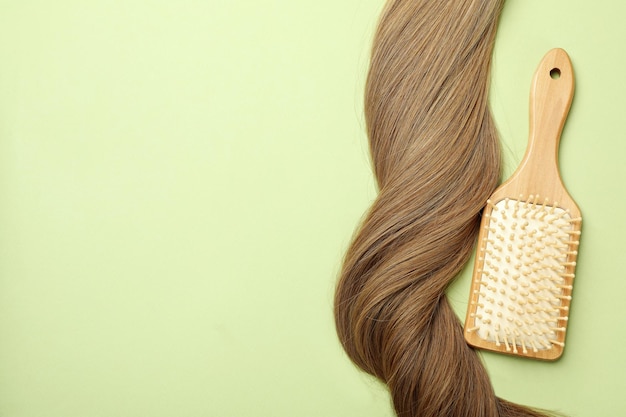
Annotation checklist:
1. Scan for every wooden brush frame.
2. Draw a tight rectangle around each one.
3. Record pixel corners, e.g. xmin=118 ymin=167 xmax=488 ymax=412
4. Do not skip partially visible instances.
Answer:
xmin=464 ymin=48 xmax=581 ymax=361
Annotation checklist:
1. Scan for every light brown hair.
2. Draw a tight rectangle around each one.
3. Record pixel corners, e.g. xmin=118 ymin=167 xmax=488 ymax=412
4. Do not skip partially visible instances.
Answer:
xmin=334 ymin=0 xmax=555 ymax=415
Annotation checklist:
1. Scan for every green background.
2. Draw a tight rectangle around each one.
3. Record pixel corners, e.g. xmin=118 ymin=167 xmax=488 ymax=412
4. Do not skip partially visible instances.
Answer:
xmin=0 ymin=1 xmax=623 ymax=416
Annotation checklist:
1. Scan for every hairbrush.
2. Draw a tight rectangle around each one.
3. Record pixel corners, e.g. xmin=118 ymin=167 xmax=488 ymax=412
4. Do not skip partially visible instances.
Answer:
xmin=463 ymin=48 xmax=581 ymax=360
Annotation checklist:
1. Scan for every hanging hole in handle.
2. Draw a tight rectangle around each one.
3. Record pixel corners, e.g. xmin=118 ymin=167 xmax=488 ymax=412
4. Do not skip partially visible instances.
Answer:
xmin=550 ymin=68 xmax=561 ymax=79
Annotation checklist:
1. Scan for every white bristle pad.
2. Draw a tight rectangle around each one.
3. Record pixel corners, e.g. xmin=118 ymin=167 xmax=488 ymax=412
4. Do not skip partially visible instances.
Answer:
xmin=470 ymin=195 xmax=580 ymax=354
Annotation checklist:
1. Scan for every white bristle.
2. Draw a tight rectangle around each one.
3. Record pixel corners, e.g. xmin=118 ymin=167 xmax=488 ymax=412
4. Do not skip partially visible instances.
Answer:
xmin=471 ymin=196 xmax=578 ymax=354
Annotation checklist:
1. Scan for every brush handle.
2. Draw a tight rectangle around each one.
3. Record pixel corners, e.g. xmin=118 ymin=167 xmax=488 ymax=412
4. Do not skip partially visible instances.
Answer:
xmin=518 ymin=48 xmax=575 ymax=181
xmin=489 ymin=48 xmax=578 ymax=209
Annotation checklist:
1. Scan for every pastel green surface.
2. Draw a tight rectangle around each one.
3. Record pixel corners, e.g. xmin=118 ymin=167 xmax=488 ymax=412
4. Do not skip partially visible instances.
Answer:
xmin=0 ymin=1 xmax=623 ymax=416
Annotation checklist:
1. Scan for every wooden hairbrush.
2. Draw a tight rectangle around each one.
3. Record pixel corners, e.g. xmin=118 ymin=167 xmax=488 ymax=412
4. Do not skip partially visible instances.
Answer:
xmin=464 ymin=48 xmax=581 ymax=360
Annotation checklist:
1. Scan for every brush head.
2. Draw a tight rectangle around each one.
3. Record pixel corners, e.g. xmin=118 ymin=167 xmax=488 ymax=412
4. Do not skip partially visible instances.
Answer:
xmin=464 ymin=194 xmax=581 ymax=360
